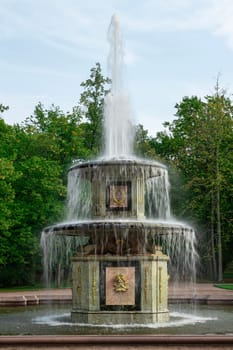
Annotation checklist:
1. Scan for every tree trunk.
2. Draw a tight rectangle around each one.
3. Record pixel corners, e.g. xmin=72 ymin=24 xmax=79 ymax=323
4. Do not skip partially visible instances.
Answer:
xmin=216 ymin=146 xmax=223 ymax=281
xmin=211 ymin=191 xmax=217 ymax=280
xmin=57 ymin=263 xmax=61 ymax=288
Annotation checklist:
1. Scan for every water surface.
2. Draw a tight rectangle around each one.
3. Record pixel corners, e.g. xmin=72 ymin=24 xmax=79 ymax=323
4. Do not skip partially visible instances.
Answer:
xmin=0 ymin=304 xmax=232 ymax=335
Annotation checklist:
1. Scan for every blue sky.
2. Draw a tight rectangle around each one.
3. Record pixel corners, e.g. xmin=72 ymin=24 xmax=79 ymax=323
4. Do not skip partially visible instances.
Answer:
xmin=1 ymin=0 xmax=233 ymax=135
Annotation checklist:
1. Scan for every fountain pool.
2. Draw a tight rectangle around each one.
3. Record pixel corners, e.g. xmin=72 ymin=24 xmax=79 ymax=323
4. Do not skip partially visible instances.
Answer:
xmin=0 ymin=303 xmax=233 ymax=336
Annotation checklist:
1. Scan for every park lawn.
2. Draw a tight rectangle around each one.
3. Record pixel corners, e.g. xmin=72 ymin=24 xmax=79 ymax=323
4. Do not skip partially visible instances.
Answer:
xmin=214 ymin=284 xmax=233 ymax=291
xmin=0 ymin=285 xmax=47 ymax=292
xmin=0 ymin=284 xmax=70 ymax=292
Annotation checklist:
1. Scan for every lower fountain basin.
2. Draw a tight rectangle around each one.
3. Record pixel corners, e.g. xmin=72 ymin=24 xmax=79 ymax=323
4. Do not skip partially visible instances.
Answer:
xmin=43 ymin=219 xmax=195 ymax=256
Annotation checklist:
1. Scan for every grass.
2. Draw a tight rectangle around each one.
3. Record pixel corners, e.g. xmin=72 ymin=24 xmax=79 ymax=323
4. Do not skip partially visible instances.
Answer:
xmin=0 ymin=285 xmax=48 ymax=292
xmin=0 ymin=284 xmax=71 ymax=293
xmin=214 ymin=284 xmax=233 ymax=291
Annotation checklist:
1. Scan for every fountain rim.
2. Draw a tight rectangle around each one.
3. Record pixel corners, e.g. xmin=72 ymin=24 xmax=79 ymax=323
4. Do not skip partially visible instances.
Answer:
xmin=43 ymin=219 xmax=194 ymax=235
xmin=68 ymin=157 xmax=167 ymax=172
xmin=1 ymin=335 xmax=233 ymax=346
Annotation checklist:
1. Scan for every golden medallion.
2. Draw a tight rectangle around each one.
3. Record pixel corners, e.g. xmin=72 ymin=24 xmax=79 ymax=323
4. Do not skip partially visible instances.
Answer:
xmin=113 ymin=273 xmax=128 ymax=292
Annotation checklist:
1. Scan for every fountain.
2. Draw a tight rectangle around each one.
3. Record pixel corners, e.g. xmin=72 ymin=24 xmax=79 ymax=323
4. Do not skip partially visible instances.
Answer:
xmin=41 ymin=14 xmax=196 ymax=325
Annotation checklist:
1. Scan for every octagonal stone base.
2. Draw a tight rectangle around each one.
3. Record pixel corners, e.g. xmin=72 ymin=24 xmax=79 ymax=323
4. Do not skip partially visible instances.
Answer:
xmin=71 ymin=251 xmax=169 ymax=325
xmin=71 ymin=310 xmax=169 ymax=324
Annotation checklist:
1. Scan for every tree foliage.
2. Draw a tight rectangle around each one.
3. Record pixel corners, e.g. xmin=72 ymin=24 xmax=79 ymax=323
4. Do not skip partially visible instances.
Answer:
xmin=0 ymin=66 xmax=232 ymax=285
xmin=0 ymin=118 xmax=66 ymax=285
xmin=79 ymin=62 xmax=111 ymax=156
xmin=0 ymin=63 xmax=110 ymax=286
xmin=147 ymin=89 xmax=233 ymax=281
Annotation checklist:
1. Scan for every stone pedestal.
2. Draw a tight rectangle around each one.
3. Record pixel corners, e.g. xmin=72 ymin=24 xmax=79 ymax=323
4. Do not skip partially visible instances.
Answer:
xmin=71 ymin=251 xmax=169 ymax=324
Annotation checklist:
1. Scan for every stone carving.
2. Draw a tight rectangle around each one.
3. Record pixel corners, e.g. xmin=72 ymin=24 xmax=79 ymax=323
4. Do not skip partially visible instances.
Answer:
xmin=144 ymin=267 xmax=149 ymax=304
xmin=113 ymin=273 xmax=128 ymax=292
xmin=110 ymin=185 xmax=128 ymax=208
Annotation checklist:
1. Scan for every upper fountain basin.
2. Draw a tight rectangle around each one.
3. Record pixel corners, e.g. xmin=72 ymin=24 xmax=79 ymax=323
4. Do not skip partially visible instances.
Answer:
xmin=69 ymin=157 xmax=166 ymax=175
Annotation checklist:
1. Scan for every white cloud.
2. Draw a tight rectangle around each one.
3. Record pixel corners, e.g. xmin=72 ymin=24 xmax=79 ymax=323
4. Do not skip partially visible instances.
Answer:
xmin=0 ymin=59 xmax=77 ymax=79
xmin=207 ymin=0 xmax=233 ymax=49
xmin=1 ymin=0 xmax=233 ymax=132
xmin=0 ymin=0 xmax=106 ymax=53
xmin=121 ymin=0 xmax=233 ymax=52
xmin=2 ymin=0 xmax=233 ymax=51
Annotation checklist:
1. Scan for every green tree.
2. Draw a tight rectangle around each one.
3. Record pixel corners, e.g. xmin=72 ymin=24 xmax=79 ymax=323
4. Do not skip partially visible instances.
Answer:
xmin=23 ymin=103 xmax=87 ymax=172
xmin=0 ymin=63 xmax=111 ymax=286
xmin=0 ymin=158 xmax=17 ymax=267
xmin=150 ymin=91 xmax=233 ymax=281
xmin=0 ymin=114 xmax=67 ymax=286
xmin=0 ymin=104 xmax=9 ymax=114
xmin=0 ymin=117 xmax=36 ymax=285
xmin=79 ymin=62 xmax=111 ymax=156
xmin=134 ymin=124 xmax=157 ymax=158
xmin=0 ymin=117 xmax=18 ymax=269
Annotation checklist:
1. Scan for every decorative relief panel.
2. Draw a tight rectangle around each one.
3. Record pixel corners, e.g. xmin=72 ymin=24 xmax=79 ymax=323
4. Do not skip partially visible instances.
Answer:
xmin=100 ymin=261 xmax=140 ymax=311
xmin=106 ymin=267 xmax=135 ymax=305
xmin=106 ymin=182 xmax=131 ymax=211
xmin=144 ymin=266 xmax=149 ymax=304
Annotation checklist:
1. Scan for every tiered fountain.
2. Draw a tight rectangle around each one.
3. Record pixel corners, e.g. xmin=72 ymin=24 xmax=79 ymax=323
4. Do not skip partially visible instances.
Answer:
xmin=41 ymin=15 xmax=196 ymax=325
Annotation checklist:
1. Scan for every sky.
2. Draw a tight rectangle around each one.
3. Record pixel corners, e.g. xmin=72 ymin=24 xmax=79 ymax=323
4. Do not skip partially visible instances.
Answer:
xmin=1 ymin=0 xmax=233 ymax=135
